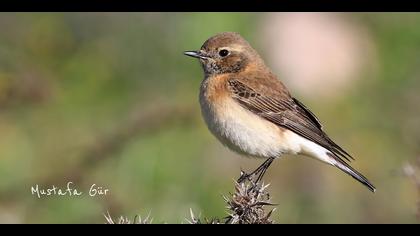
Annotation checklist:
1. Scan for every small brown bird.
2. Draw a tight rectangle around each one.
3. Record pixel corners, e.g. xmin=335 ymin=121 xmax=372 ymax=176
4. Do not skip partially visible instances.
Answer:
xmin=184 ymin=32 xmax=375 ymax=192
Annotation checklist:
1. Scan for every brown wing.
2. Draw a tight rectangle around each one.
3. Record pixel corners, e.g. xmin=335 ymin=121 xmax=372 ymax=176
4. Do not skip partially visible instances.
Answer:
xmin=292 ymin=97 xmax=323 ymax=130
xmin=227 ymin=79 xmax=353 ymax=162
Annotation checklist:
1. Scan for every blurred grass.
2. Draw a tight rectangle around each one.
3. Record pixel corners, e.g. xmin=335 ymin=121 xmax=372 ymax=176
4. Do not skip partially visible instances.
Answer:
xmin=0 ymin=13 xmax=419 ymax=223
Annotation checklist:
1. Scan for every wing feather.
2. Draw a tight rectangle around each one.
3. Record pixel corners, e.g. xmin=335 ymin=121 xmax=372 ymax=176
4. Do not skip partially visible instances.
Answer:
xmin=228 ymin=79 xmax=354 ymax=162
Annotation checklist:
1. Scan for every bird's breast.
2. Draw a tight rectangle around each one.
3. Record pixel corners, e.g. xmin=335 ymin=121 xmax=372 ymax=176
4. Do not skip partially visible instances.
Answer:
xmin=199 ymin=77 xmax=301 ymax=158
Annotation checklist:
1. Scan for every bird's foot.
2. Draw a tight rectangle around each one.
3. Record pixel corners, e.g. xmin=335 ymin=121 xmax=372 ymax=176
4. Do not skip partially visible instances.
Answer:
xmin=237 ymin=170 xmax=254 ymax=184
xmin=237 ymin=157 xmax=275 ymax=184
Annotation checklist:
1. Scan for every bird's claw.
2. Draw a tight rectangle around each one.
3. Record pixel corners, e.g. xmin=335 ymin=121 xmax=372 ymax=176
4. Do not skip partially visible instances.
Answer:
xmin=237 ymin=170 xmax=258 ymax=184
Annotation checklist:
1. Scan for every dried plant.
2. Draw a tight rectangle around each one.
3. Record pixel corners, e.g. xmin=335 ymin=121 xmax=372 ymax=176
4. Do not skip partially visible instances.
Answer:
xmin=186 ymin=171 xmax=276 ymax=224
xmin=104 ymin=211 xmax=152 ymax=224
xmin=186 ymin=209 xmax=221 ymax=224
xmin=105 ymin=170 xmax=276 ymax=224
xmin=223 ymin=179 xmax=276 ymax=224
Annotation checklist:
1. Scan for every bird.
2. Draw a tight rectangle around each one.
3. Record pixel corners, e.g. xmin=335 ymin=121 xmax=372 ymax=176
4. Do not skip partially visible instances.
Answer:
xmin=184 ymin=32 xmax=375 ymax=192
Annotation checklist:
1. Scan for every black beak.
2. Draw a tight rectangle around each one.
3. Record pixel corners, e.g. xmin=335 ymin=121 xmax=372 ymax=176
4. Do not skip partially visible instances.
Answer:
xmin=183 ymin=50 xmax=208 ymax=60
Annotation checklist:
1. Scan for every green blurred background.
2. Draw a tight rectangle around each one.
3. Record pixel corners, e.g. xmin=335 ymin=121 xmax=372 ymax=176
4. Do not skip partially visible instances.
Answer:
xmin=0 ymin=13 xmax=419 ymax=223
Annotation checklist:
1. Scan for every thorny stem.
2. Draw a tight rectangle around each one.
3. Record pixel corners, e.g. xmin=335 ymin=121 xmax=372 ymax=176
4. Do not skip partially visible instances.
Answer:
xmin=105 ymin=169 xmax=277 ymax=224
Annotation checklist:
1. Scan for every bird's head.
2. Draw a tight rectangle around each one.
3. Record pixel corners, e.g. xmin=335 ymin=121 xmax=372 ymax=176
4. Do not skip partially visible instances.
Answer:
xmin=184 ymin=32 xmax=265 ymax=76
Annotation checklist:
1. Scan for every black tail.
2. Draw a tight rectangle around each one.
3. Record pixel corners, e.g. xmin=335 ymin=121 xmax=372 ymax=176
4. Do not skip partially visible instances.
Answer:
xmin=328 ymin=153 xmax=376 ymax=192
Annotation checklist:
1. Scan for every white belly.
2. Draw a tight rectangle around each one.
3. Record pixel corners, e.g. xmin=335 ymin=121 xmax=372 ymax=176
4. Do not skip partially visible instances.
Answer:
xmin=200 ymin=94 xmax=303 ymax=159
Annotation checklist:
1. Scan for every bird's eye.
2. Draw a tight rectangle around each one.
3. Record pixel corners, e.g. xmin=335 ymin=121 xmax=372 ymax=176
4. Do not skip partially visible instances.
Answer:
xmin=219 ymin=49 xmax=229 ymax=57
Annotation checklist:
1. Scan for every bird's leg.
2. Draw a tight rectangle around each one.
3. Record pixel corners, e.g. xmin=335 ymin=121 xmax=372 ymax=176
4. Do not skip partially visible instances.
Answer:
xmin=237 ymin=157 xmax=275 ymax=184
xmin=255 ymin=157 xmax=275 ymax=183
